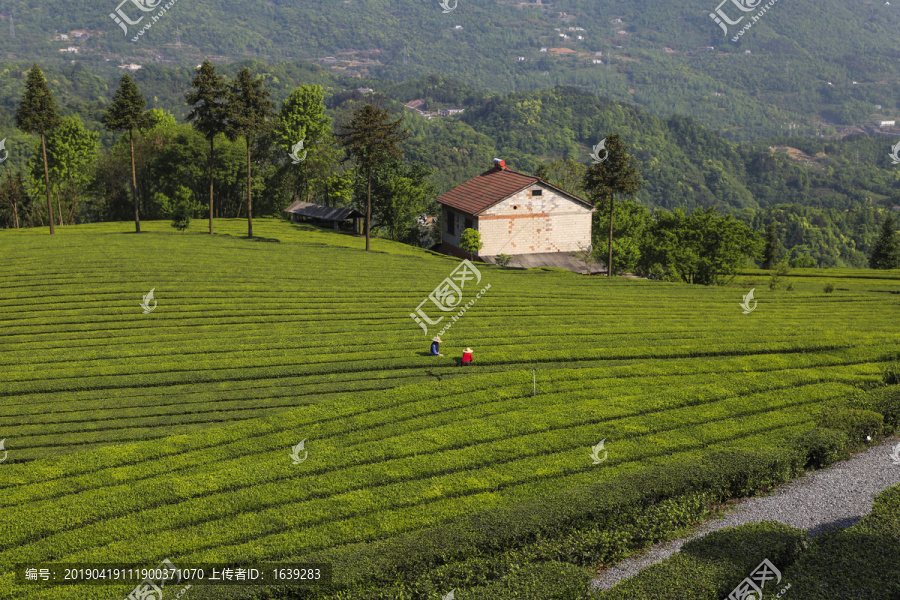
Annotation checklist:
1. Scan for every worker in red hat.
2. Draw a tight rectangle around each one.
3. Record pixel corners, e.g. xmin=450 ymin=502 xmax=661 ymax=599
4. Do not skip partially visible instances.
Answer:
xmin=460 ymin=347 xmax=473 ymax=366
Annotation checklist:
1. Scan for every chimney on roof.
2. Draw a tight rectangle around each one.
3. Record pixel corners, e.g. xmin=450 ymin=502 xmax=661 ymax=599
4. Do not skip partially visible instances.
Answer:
xmin=493 ymin=158 xmax=506 ymax=170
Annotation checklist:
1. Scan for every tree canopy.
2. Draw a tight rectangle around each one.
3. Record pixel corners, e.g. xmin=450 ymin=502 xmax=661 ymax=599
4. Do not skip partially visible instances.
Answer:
xmin=869 ymin=214 xmax=900 ymax=270
xmin=337 ymin=104 xmax=410 ymax=251
xmin=638 ymin=208 xmax=763 ymax=285
xmin=15 ymin=64 xmax=60 ymax=234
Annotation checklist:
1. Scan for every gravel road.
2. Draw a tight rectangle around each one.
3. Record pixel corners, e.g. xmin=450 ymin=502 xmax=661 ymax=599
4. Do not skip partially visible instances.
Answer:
xmin=591 ymin=436 xmax=900 ymax=591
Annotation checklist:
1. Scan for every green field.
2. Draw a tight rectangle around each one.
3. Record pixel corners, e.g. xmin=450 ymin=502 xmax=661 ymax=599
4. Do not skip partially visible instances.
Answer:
xmin=0 ymin=219 xmax=898 ymax=599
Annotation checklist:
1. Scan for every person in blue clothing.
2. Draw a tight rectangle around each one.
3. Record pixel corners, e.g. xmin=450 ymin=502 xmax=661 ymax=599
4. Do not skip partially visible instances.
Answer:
xmin=430 ymin=336 xmax=443 ymax=356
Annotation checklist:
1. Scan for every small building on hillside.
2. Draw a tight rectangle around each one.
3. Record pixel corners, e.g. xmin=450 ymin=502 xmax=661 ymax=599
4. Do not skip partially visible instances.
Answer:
xmin=283 ymin=200 xmax=363 ymax=232
xmin=434 ymin=159 xmax=595 ymax=258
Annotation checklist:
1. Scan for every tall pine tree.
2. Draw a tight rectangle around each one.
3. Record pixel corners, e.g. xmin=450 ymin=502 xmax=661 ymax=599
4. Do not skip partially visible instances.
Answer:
xmin=102 ymin=75 xmax=148 ymax=233
xmin=762 ymin=222 xmax=781 ymax=269
xmin=224 ymin=68 xmax=274 ymax=239
xmin=869 ymin=213 xmax=900 ymax=269
xmin=581 ymin=134 xmax=643 ymax=276
xmin=336 ymin=104 xmax=410 ymax=251
xmin=186 ymin=61 xmax=228 ymax=234
xmin=15 ymin=64 xmax=60 ymax=234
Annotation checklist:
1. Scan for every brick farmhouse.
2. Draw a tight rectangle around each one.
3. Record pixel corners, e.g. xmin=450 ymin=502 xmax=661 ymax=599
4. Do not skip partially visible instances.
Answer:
xmin=435 ymin=159 xmax=595 ymax=258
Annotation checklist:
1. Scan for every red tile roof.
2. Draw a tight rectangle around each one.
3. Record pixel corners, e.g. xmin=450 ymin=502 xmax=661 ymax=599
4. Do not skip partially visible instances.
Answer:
xmin=435 ymin=166 xmax=591 ymax=215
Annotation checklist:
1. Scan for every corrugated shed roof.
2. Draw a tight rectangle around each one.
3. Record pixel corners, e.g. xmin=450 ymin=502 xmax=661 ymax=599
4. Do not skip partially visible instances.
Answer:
xmin=434 ymin=166 xmax=593 ymax=215
xmin=283 ymin=201 xmax=362 ymax=221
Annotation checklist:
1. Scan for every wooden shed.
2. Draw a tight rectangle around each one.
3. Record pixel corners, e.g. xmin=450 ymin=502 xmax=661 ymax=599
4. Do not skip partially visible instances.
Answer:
xmin=283 ymin=201 xmax=363 ymax=233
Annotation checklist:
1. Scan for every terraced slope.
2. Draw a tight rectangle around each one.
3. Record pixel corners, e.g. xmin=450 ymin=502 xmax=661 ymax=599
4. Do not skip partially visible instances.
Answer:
xmin=0 ymin=219 xmax=898 ymax=599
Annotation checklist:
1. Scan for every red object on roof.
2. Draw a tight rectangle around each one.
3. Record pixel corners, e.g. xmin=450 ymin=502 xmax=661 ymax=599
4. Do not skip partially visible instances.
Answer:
xmin=434 ymin=163 xmax=592 ymax=215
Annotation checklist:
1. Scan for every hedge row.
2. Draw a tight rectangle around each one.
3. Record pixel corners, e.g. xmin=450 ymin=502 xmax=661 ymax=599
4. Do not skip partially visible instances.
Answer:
xmin=0 ymin=347 xmax=885 ymax=467
xmin=0 ymin=388 xmax=819 ymax=566
xmin=0 ymin=375 xmax=850 ymax=569
xmin=279 ymin=446 xmax=811 ymax=599
xmin=767 ymin=482 xmax=900 ymax=599
xmin=270 ymin=385 xmax=900 ymax=600
xmin=0 ymin=340 xmax=873 ymax=395
xmin=594 ymin=479 xmax=900 ymax=600
xmin=595 ymin=521 xmax=806 ymax=600
xmin=1 ymin=361 xmax=846 ymax=492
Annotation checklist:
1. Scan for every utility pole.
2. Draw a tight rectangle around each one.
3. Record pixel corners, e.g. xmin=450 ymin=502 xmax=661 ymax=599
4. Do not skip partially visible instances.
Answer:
xmin=9 ymin=14 xmax=14 ymax=38
xmin=175 ymin=27 xmax=182 ymax=47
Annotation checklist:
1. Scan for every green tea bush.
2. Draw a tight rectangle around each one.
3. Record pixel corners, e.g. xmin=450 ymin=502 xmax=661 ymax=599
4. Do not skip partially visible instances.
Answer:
xmin=595 ymin=521 xmax=807 ymax=599
xmin=824 ymin=283 xmax=835 ymax=293
xmin=296 ymin=448 xmax=807 ymax=599
xmin=455 ymin=561 xmax=591 ymax=600
xmin=170 ymin=186 xmax=195 ymax=232
xmin=817 ymin=407 xmax=883 ymax=442
xmin=861 ymin=384 xmax=900 ymax=430
xmin=883 ymin=363 xmax=900 ymax=385
xmin=765 ymin=484 xmax=900 ymax=599
xmin=769 ymin=262 xmax=790 ymax=290
xmin=791 ymin=428 xmax=848 ymax=469
xmin=1 ymin=220 xmax=898 ymax=600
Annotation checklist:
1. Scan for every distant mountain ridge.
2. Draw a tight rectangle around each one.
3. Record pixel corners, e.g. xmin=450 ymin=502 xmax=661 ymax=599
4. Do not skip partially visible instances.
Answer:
xmin=3 ymin=0 xmax=900 ymax=139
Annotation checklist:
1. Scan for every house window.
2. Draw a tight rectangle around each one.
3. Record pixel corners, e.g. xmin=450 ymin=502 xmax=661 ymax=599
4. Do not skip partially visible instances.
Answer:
xmin=532 ymin=189 xmax=543 ymax=196
xmin=447 ymin=211 xmax=455 ymax=235
xmin=464 ymin=218 xmax=473 ymax=230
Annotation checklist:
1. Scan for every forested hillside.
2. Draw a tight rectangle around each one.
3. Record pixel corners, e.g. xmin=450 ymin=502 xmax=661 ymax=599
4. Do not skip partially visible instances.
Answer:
xmin=0 ymin=61 xmax=897 ymax=267
xmin=2 ymin=0 xmax=899 ymax=139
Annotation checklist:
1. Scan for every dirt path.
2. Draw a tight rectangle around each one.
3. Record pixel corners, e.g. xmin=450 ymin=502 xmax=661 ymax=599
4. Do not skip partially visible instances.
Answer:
xmin=591 ymin=436 xmax=900 ymax=591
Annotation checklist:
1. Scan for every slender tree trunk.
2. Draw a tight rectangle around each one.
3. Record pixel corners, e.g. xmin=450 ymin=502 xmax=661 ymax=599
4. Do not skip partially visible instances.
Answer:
xmin=56 ymin=185 xmax=63 ymax=227
xmin=11 ymin=190 xmax=19 ymax=229
xmin=67 ymin=184 xmax=80 ymax=225
xmin=41 ymin=133 xmax=55 ymax=234
xmin=246 ymin=140 xmax=253 ymax=238
xmin=365 ymin=167 xmax=371 ymax=251
xmin=304 ymin=160 xmax=310 ymax=203
xmin=607 ymin=196 xmax=614 ymax=277
xmin=209 ymin=136 xmax=215 ymax=234
xmin=130 ymin=128 xmax=140 ymax=233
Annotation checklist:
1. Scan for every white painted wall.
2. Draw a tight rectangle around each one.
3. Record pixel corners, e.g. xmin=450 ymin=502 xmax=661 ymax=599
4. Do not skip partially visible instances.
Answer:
xmin=475 ymin=184 xmax=593 ymax=255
